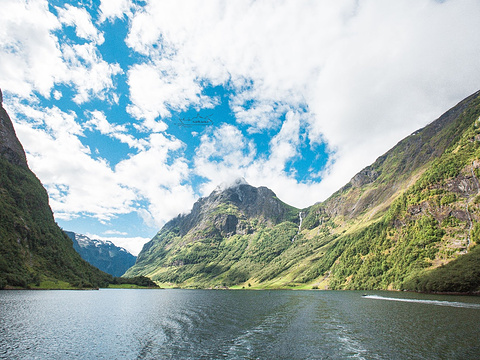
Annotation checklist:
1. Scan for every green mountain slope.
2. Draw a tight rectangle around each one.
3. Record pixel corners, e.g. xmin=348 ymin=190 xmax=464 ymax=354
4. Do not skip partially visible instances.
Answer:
xmin=129 ymin=90 xmax=480 ymax=292
xmin=0 ymin=99 xmax=112 ymax=289
xmin=325 ymin=91 xmax=480 ymax=291
xmin=295 ymin=90 xmax=480 ymax=291
xmin=124 ymin=179 xmax=301 ymax=287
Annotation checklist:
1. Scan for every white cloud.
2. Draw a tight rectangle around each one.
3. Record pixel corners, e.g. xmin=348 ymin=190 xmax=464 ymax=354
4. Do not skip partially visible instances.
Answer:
xmin=268 ymin=111 xmax=303 ymax=170
xmin=192 ymin=113 xmax=330 ymax=207
xmin=115 ymin=133 xmax=196 ymax=228
xmin=126 ymin=0 xmax=480 ymax=207
xmin=104 ymin=230 xmax=128 ymax=236
xmin=231 ymin=98 xmax=285 ymax=133
xmin=61 ymin=42 xmax=122 ymax=104
xmin=127 ymin=61 xmax=218 ymax=126
xmin=99 ymin=0 xmax=132 ymax=23
xmin=6 ymin=98 xmax=197 ymax=231
xmin=85 ymin=110 xmax=146 ymax=149
xmin=53 ymin=90 xmax=62 ymax=100
xmin=56 ymin=4 xmax=104 ymax=44
xmin=6 ymin=100 xmax=137 ymax=222
xmin=194 ymin=123 xmax=256 ymax=191
xmin=0 ymin=0 xmax=64 ymax=98
xmin=0 ymin=0 xmax=121 ymax=104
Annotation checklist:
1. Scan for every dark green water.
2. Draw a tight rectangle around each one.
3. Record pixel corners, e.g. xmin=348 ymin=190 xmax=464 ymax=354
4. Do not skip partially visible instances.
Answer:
xmin=1 ymin=289 xmax=479 ymax=359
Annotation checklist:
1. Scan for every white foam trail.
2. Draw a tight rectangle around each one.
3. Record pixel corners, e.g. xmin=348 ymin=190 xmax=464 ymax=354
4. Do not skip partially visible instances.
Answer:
xmin=363 ymin=295 xmax=480 ymax=309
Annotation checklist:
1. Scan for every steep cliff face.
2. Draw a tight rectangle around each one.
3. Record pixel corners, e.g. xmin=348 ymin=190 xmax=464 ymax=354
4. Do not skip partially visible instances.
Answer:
xmin=0 ymin=92 xmax=27 ymax=167
xmin=0 ymin=95 xmax=111 ymax=288
xmin=314 ymin=90 xmax=480 ymax=222
xmin=305 ymin=90 xmax=480 ymax=292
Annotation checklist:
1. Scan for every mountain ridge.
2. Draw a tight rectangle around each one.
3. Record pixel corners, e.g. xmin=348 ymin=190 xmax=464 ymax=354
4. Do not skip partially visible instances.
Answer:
xmin=321 ymin=90 xmax=480 ymax=221
xmin=126 ymin=180 xmax=300 ymax=284
xmin=127 ymin=89 xmax=480 ymax=292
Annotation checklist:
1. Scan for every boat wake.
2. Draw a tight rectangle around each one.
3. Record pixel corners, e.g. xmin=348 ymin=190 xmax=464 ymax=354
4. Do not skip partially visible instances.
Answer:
xmin=363 ymin=295 xmax=480 ymax=309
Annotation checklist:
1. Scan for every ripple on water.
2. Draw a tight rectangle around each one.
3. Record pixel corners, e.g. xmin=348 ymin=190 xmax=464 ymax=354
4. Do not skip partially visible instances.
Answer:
xmin=1 ymin=289 xmax=479 ymax=359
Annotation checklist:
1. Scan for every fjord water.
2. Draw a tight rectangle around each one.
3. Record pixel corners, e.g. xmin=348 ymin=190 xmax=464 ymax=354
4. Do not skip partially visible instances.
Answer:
xmin=1 ymin=289 xmax=479 ymax=359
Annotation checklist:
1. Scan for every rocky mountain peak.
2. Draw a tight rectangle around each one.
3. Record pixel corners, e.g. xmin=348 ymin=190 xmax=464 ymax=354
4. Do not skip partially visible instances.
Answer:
xmin=162 ymin=181 xmax=297 ymax=239
xmin=213 ymin=177 xmax=249 ymax=192
xmin=0 ymin=90 xmax=27 ymax=167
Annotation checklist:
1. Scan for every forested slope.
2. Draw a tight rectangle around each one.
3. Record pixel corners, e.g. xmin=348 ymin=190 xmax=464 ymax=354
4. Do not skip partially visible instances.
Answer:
xmin=0 ymin=99 xmax=112 ymax=289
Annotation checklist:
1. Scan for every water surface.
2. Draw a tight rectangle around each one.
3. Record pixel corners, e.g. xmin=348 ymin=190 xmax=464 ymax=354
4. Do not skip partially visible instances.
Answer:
xmin=1 ymin=289 xmax=479 ymax=359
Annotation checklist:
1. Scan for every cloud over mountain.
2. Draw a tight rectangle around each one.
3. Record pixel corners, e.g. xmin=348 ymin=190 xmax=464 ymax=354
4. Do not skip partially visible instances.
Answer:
xmin=1 ymin=0 xmax=480 ymax=250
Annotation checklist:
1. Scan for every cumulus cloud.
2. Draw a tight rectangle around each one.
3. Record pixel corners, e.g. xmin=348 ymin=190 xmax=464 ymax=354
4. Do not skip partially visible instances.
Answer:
xmin=194 ymin=123 xmax=256 ymax=192
xmin=0 ymin=0 xmax=64 ymax=97
xmin=125 ymin=0 xmax=480 ymax=206
xmin=56 ymin=4 xmax=104 ymax=44
xmin=85 ymin=110 xmax=146 ymax=149
xmin=61 ymin=42 xmax=122 ymax=104
xmin=127 ymin=60 xmax=218 ymax=126
xmin=6 ymin=98 xmax=196 ymax=228
xmin=115 ymin=133 xmax=196 ymax=228
xmin=0 ymin=0 xmax=121 ymax=103
xmin=6 ymin=101 xmax=137 ymax=222
xmin=99 ymin=0 xmax=132 ymax=23
xmin=192 ymin=112 xmax=328 ymax=207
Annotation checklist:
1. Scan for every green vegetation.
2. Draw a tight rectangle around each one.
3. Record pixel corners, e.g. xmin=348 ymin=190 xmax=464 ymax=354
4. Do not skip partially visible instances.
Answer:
xmin=0 ymin=157 xmax=114 ymax=289
xmin=325 ymin=93 xmax=480 ymax=291
xmin=125 ymin=91 xmax=480 ymax=293
xmin=0 ymin=141 xmax=159 ymax=289
xmin=127 ymin=220 xmax=301 ymax=288
xmin=401 ymin=244 xmax=480 ymax=293
xmin=109 ymin=276 xmax=159 ymax=288
xmin=326 ymin=215 xmax=444 ymax=290
xmin=3 ymin=89 xmax=480 ymax=293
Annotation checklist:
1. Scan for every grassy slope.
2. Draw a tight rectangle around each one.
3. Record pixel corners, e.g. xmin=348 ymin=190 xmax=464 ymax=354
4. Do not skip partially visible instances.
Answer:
xmin=125 ymin=202 xmax=301 ymax=288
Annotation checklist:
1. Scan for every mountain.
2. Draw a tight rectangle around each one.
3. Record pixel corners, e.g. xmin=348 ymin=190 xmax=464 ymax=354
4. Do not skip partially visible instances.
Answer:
xmin=124 ymin=179 xmax=300 ymax=286
xmin=127 ymin=90 xmax=480 ymax=292
xmin=0 ymin=91 xmax=112 ymax=289
xmin=65 ymin=231 xmax=136 ymax=277
xmin=320 ymin=90 xmax=480 ymax=292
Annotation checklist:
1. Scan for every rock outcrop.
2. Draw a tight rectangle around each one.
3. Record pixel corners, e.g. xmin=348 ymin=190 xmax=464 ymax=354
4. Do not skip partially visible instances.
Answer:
xmin=0 ymin=91 xmax=27 ymax=167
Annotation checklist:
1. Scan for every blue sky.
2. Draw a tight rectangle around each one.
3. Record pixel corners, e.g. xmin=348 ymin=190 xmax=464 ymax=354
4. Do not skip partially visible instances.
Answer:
xmin=1 ymin=0 xmax=480 ymax=255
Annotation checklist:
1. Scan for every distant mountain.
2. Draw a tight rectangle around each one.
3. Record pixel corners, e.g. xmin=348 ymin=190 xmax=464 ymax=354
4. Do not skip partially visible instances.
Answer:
xmin=65 ymin=232 xmax=136 ymax=277
xmin=0 ymin=90 xmax=112 ymax=289
xmin=126 ymin=90 xmax=480 ymax=293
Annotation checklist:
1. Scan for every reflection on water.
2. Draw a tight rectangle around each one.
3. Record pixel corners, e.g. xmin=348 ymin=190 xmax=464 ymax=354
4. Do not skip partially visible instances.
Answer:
xmin=0 ymin=289 xmax=479 ymax=359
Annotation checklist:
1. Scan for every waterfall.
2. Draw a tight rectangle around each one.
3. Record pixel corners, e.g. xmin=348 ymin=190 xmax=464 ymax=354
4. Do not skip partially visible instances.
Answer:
xmin=298 ymin=211 xmax=303 ymax=233
xmin=292 ymin=211 xmax=303 ymax=242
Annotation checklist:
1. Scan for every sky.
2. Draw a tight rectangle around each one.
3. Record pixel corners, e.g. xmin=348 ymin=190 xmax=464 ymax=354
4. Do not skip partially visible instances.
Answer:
xmin=1 ymin=0 xmax=480 ymax=255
